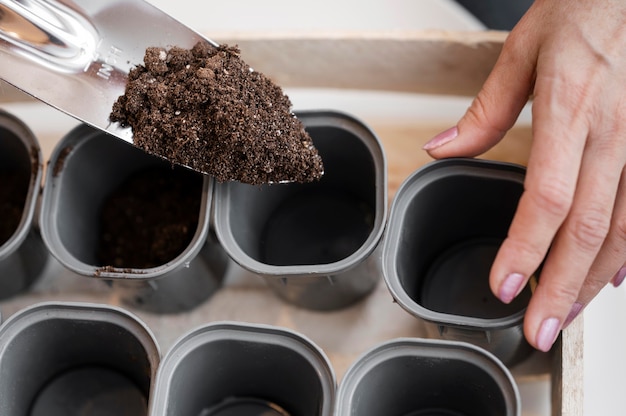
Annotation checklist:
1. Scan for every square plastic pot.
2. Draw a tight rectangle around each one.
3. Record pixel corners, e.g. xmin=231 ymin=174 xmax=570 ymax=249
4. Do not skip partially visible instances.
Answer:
xmin=213 ymin=110 xmax=387 ymax=310
xmin=39 ymin=124 xmax=227 ymax=313
xmin=149 ymin=322 xmax=336 ymax=416
xmin=0 ymin=302 xmax=161 ymax=416
xmin=335 ymin=338 xmax=520 ymax=416
xmin=0 ymin=110 xmax=48 ymax=299
xmin=382 ymin=158 xmax=534 ymax=366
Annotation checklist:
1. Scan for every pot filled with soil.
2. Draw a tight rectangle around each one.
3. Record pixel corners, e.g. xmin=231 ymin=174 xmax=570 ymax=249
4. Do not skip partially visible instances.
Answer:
xmin=213 ymin=110 xmax=387 ymax=310
xmin=0 ymin=302 xmax=160 ymax=416
xmin=0 ymin=110 xmax=48 ymax=299
xmin=148 ymin=322 xmax=335 ymax=416
xmin=39 ymin=124 xmax=227 ymax=313
xmin=382 ymin=158 xmax=535 ymax=366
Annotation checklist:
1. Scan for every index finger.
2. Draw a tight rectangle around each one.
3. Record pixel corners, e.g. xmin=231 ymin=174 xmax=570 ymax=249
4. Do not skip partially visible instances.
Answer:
xmin=489 ymin=60 xmax=589 ymax=313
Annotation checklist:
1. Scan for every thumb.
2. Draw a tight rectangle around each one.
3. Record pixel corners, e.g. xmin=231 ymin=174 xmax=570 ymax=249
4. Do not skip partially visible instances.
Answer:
xmin=424 ymin=30 xmax=537 ymax=159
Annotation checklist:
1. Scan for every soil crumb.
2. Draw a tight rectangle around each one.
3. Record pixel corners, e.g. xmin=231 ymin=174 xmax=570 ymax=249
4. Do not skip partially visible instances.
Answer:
xmin=110 ymin=42 xmax=323 ymax=185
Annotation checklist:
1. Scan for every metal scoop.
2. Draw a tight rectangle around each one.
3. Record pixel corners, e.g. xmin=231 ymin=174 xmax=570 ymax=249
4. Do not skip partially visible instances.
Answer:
xmin=0 ymin=0 xmax=218 ymax=148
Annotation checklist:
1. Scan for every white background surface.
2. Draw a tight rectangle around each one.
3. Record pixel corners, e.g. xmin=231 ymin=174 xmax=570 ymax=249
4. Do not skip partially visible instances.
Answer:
xmin=3 ymin=1 xmax=625 ymax=414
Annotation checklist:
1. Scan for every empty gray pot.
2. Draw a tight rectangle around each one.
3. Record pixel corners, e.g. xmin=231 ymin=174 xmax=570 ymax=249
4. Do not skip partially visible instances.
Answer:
xmin=213 ymin=110 xmax=387 ymax=310
xmin=335 ymin=338 xmax=521 ymax=415
xmin=0 ymin=110 xmax=48 ymax=299
xmin=382 ymin=158 xmax=534 ymax=366
xmin=149 ymin=322 xmax=336 ymax=416
xmin=0 ymin=302 xmax=160 ymax=416
xmin=39 ymin=124 xmax=227 ymax=313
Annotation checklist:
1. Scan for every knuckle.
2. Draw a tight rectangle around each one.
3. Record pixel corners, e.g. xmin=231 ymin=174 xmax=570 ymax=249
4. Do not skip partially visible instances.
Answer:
xmin=529 ymin=177 xmax=574 ymax=218
xmin=567 ymin=209 xmax=611 ymax=252
xmin=466 ymin=94 xmax=507 ymax=136
xmin=501 ymin=28 xmax=532 ymax=65
xmin=508 ymin=237 xmax=547 ymax=265
xmin=561 ymin=79 xmax=593 ymax=112
xmin=541 ymin=279 xmax=581 ymax=307
xmin=581 ymin=272 xmax=610 ymax=298
xmin=466 ymin=95 xmax=489 ymax=125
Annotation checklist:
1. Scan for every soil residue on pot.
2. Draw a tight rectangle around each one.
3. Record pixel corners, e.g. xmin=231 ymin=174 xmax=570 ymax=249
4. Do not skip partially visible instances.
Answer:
xmin=110 ymin=42 xmax=324 ymax=185
xmin=0 ymin=171 xmax=28 ymax=245
xmin=52 ymin=146 xmax=73 ymax=177
xmin=96 ymin=166 xmax=202 ymax=269
xmin=31 ymin=146 xmax=40 ymax=177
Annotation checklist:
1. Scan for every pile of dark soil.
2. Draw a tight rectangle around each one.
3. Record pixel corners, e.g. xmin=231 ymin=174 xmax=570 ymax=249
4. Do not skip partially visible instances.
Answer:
xmin=110 ymin=42 xmax=323 ymax=185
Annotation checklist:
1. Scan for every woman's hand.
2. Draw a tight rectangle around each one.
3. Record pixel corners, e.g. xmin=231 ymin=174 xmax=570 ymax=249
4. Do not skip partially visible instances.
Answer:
xmin=423 ymin=0 xmax=626 ymax=352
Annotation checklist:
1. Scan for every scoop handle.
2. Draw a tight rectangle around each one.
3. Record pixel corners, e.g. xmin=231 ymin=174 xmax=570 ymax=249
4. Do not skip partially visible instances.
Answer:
xmin=0 ymin=0 xmax=99 ymax=72
xmin=0 ymin=0 xmax=216 ymax=150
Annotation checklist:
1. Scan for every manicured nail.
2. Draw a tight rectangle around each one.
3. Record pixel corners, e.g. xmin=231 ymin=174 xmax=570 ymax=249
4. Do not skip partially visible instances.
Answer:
xmin=498 ymin=273 xmax=526 ymax=304
xmin=423 ymin=126 xmax=458 ymax=150
xmin=536 ymin=317 xmax=561 ymax=352
xmin=563 ymin=302 xmax=584 ymax=328
xmin=612 ymin=266 xmax=626 ymax=287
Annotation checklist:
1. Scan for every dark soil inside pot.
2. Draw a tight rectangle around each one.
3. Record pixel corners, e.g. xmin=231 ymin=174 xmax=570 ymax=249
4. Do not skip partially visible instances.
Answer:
xmin=110 ymin=42 xmax=323 ymax=185
xmin=0 ymin=171 xmax=28 ymax=245
xmin=96 ymin=166 xmax=203 ymax=269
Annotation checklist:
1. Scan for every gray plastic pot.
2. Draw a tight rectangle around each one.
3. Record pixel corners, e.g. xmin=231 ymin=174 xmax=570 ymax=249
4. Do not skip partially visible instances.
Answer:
xmin=149 ymin=322 xmax=336 ymax=416
xmin=0 ymin=302 xmax=160 ymax=416
xmin=0 ymin=110 xmax=48 ymax=299
xmin=335 ymin=338 xmax=521 ymax=416
xmin=383 ymin=158 xmax=534 ymax=366
xmin=213 ymin=110 xmax=387 ymax=310
xmin=39 ymin=124 xmax=227 ymax=313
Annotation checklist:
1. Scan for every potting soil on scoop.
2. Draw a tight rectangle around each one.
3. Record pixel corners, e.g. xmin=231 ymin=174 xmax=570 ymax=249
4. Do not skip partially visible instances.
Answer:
xmin=110 ymin=42 xmax=324 ymax=185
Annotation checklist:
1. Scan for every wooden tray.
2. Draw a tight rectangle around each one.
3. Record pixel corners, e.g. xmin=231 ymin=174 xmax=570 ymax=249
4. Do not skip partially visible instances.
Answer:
xmin=0 ymin=30 xmax=582 ymax=416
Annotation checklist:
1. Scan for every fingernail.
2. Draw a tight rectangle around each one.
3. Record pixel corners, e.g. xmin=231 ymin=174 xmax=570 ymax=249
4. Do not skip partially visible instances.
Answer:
xmin=423 ymin=126 xmax=458 ymax=150
xmin=536 ymin=317 xmax=561 ymax=352
xmin=563 ymin=302 xmax=584 ymax=328
xmin=612 ymin=266 xmax=626 ymax=287
xmin=498 ymin=273 xmax=526 ymax=304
